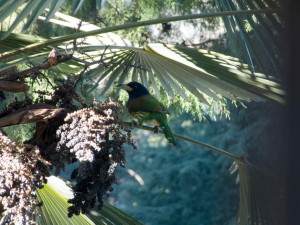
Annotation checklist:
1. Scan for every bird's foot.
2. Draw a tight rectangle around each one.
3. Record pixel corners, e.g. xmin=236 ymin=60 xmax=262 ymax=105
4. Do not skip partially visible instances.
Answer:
xmin=153 ymin=126 xmax=159 ymax=134
xmin=130 ymin=120 xmax=138 ymax=128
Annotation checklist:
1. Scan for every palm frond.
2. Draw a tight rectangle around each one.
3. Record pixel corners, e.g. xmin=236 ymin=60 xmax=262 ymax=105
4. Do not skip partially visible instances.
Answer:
xmin=0 ymin=0 xmax=281 ymax=80
xmin=0 ymin=32 xmax=82 ymax=74
xmin=0 ymin=0 xmax=101 ymax=40
xmin=0 ymin=11 xmax=284 ymax=106
xmin=0 ymin=8 xmax=276 ymax=59
xmin=72 ymin=0 xmax=85 ymax=14
xmin=34 ymin=176 xmax=142 ymax=225
xmin=0 ymin=0 xmax=26 ymax=22
xmin=231 ymin=160 xmax=285 ymax=225
xmin=0 ymin=9 xmax=134 ymax=73
xmin=215 ymin=0 xmax=282 ymax=76
xmin=45 ymin=0 xmax=65 ymax=21
xmin=30 ymin=14 xmax=288 ymax=103
xmin=84 ymin=43 xmax=284 ymax=103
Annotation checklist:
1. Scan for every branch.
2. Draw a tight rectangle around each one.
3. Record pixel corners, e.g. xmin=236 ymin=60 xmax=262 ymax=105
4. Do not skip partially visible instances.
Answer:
xmin=0 ymin=55 xmax=73 ymax=81
xmin=122 ymin=122 xmax=244 ymax=163
xmin=0 ymin=104 xmax=66 ymax=128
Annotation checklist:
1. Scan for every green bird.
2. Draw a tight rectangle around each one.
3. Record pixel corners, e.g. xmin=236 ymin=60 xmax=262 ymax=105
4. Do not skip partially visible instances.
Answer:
xmin=117 ymin=81 xmax=176 ymax=145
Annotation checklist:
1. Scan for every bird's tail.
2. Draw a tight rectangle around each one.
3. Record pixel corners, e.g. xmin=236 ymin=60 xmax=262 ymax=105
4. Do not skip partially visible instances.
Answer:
xmin=160 ymin=121 xmax=176 ymax=146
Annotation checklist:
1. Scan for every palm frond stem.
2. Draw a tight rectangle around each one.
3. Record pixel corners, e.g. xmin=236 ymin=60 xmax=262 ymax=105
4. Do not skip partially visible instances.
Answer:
xmin=0 ymin=9 xmax=276 ymax=61
xmin=122 ymin=122 xmax=244 ymax=163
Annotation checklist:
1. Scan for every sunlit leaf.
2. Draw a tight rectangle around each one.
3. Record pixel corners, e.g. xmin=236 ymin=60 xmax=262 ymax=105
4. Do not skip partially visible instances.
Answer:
xmin=83 ymin=43 xmax=284 ymax=104
xmin=1 ymin=0 xmax=42 ymax=40
xmin=22 ymin=0 xmax=52 ymax=32
xmin=0 ymin=0 xmax=25 ymax=22
xmin=35 ymin=176 xmax=142 ymax=225
xmin=45 ymin=0 xmax=66 ymax=21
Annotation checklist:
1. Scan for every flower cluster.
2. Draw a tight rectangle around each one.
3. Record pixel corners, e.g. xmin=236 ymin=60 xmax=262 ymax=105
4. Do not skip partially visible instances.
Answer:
xmin=0 ymin=132 xmax=50 ymax=224
xmin=56 ymin=100 xmax=136 ymax=217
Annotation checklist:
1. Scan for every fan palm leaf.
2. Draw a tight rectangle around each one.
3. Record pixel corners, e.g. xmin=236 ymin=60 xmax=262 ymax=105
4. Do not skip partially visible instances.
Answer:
xmin=0 ymin=0 xmax=98 ymax=39
xmin=230 ymin=160 xmax=285 ymax=225
xmin=33 ymin=176 xmax=142 ymax=225
xmin=215 ymin=0 xmax=282 ymax=76
xmin=0 ymin=8 xmax=275 ymax=59
xmin=0 ymin=10 xmax=284 ymax=105
xmin=79 ymin=43 xmax=283 ymax=103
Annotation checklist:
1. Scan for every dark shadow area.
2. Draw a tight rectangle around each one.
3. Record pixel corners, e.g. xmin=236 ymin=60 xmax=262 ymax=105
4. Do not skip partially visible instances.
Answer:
xmin=285 ymin=1 xmax=300 ymax=225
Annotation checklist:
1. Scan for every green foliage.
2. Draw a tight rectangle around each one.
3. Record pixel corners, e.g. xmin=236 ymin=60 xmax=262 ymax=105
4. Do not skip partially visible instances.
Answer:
xmin=97 ymin=0 xmax=219 ymax=43
xmin=0 ymin=68 xmax=60 ymax=143
xmin=2 ymin=123 xmax=35 ymax=142
xmin=170 ymin=92 xmax=231 ymax=120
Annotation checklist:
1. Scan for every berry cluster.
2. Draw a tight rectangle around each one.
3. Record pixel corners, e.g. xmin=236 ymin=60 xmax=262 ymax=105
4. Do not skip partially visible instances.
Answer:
xmin=56 ymin=100 xmax=136 ymax=217
xmin=0 ymin=132 xmax=50 ymax=224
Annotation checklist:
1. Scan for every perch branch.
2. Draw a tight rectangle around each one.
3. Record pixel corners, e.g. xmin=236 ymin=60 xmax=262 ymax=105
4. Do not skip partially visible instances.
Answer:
xmin=122 ymin=122 xmax=244 ymax=163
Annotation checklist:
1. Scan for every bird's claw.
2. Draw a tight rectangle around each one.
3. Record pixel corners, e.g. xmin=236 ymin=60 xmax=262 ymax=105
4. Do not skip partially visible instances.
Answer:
xmin=130 ymin=120 xmax=138 ymax=128
xmin=153 ymin=126 xmax=159 ymax=134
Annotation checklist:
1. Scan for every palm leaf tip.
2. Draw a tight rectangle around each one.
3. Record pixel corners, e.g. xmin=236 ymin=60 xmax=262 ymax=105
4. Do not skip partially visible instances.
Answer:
xmin=142 ymin=43 xmax=284 ymax=103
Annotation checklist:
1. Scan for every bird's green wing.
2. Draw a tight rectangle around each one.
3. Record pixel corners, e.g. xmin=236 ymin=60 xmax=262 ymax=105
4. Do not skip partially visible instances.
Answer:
xmin=138 ymin=98 xmax=175 ymax=145
xmin=137 ymin=98 xmax=169 ymax=114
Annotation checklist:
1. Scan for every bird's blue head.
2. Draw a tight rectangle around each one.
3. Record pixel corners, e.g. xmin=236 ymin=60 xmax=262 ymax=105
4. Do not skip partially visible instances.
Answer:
xmin=117 ymin=81 xmax=150 ymax=100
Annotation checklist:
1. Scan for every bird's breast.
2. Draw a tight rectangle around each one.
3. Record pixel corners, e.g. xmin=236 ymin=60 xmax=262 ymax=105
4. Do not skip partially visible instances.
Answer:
xmin=131 ymin=111 xmax=149 ymax=120
xmin=148 ymin=119 xmax=160 ymax=126
xmin=131 ymin=112 xmax=160 ymax=126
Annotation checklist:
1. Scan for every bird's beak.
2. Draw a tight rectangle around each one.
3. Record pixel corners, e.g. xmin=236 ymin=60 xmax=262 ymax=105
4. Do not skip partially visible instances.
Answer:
xmin=116 ymin=84 xmax=133 ymax=91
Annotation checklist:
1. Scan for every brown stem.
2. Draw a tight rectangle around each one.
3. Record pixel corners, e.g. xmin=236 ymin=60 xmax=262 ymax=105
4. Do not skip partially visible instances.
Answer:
xmin=0 ymin=55 xmax=73 ymax=81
